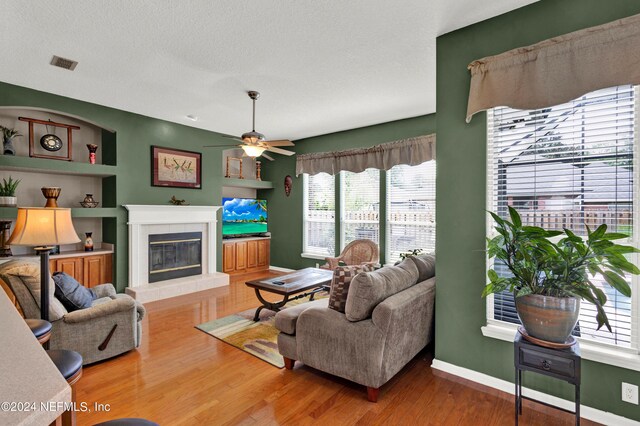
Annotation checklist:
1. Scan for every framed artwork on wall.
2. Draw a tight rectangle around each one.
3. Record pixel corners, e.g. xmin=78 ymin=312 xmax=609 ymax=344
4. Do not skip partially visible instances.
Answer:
xmin=151 ymin=146 xmax=202 ymax=189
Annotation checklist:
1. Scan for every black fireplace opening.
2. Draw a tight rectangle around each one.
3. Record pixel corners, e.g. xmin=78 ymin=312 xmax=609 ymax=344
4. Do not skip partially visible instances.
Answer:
xmin=149 ymin=232 xmax=202 ymax=283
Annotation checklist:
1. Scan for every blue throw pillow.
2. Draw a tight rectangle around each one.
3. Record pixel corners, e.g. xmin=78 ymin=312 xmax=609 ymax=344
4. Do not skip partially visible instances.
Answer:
xmin=53 ymin=272 xmax=96 ymax=312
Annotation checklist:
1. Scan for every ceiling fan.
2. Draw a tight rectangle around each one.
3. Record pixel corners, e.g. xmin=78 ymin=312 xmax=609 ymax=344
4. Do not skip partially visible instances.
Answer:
xmin=204 ymin=91 xmax=295 ymax=161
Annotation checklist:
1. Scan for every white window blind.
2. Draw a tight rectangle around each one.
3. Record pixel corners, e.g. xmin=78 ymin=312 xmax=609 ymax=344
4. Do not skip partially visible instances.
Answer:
xmin=303 ymin=173 xmax=336 ymax=256
xmin=487 ymin=85 xmax=637 ymax=348
xmin=386 ymin=161 xmax=436 ymax=263
xmin=341 ymin=169 xmax=380 ymax=248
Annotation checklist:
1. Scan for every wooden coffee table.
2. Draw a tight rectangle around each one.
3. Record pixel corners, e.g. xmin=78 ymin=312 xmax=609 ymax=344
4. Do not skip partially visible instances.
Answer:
xmin=245 ymin=268 xmax=333 ymax=321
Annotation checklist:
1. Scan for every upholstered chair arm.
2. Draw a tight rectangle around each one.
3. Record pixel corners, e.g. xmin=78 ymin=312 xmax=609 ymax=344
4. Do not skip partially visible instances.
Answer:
xmin=296 ymin=307 xmax=387 ymax=388
xmin=62 ymin=297 xmax=136 ymax=324
xmin=92 ymin=283 xmax=117 ymax=298
xmin=371 ymin=278 xmax=435 ymax=382
xmin=110 ymin=294 xmax=146 ymax=321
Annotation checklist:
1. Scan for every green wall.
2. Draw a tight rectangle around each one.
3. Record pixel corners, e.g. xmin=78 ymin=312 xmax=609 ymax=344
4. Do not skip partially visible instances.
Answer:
xmin=0 ymin=81 xmax=229 ymax=291
xmin=261 ymin=114 xmax=436 ymax=269
xmin=436 ymin=0 xmax=640 ymax=420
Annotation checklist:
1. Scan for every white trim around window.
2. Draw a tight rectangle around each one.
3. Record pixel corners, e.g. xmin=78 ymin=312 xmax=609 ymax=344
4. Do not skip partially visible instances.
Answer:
xmin=300 ymin=252 xmax=327 ymax=260
xmin=302 ymin=173 xmax=336 ymax=259
xmin=484 ymin=85 xmax=640 ymax=371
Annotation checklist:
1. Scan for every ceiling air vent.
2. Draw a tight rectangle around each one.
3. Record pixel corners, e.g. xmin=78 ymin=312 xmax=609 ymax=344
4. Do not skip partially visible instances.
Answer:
xmin=50 ymin=55 xmax=78 ymax=71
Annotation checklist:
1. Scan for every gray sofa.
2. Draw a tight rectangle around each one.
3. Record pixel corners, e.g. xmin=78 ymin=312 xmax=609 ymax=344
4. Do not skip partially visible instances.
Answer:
xmin=0 ymin=259 xmax=145 ymax=365
xmin=275 ymin=254 xmax=435 ymax=402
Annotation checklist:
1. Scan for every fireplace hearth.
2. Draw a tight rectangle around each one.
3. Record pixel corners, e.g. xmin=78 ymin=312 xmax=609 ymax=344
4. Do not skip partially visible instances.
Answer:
xmin=149 ymin=232 xmax=202 ymax=283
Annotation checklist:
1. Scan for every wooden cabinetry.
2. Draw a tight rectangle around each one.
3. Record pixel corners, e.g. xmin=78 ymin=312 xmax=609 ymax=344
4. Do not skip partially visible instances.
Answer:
xmin=84 ymin=255 xmax=108 ymax=287
xmin=257 ymin=239 xmax=268 ymax=267
xmin=235 ymin=241 xmax=247 ymax=270
xmin=54 ymin=257 xmax=84 ymax=280
xmin=247 ymin=240 xmax=258 ymax=269
xmin=223 ymin=243 xmax=236 ymax=272
xmin=223 ymin=238 xmax=270 ymax=274
xmin=49 ymin=252 xmax=113 ymax=288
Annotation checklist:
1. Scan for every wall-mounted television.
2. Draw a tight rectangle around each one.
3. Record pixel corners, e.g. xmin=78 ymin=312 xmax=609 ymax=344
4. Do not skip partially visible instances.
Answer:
xmin=222 ymin=197 xmax=268 ymax=237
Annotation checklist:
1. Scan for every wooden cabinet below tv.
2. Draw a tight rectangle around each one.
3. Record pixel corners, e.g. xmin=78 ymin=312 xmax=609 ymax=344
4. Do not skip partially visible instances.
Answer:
xmin=223 ymin=237 xmax=270 ymax=274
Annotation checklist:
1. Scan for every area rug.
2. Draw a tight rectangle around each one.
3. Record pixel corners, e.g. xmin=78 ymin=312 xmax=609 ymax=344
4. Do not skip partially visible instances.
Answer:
xmin=195 ymin=293 xmax=327 ymax=368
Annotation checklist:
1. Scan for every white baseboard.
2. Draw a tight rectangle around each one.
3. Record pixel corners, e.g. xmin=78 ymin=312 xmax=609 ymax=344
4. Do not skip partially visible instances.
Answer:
xmin=269 ymin=265 xmax=295 ymax=273
xmin=431 ymin=359 xmax=638 ymax=426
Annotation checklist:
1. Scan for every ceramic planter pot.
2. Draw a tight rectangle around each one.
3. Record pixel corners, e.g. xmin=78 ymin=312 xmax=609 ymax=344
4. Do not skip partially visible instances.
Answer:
xmin=3 ymin=137 xmax=16 ymax=156
xmin=0 ymin=196 xmax=17 ymax=207
xmin=515 ymin=294 xmax=580 ymax=343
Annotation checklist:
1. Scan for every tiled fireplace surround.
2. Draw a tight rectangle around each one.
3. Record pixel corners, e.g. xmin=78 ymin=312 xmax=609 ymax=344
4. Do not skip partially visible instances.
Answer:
xmin=123 ymin=205 xmax=229 ymax=303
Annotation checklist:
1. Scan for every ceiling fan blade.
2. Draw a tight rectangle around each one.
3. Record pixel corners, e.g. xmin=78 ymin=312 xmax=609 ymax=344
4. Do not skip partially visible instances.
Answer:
xmin=265 ymin=146 xmax=295 ymax=156
xmin=261 ymin=153 xmax=275 ymax=161
xmin=202 ymin=144 xmax=243 ymax=148
xmin=264 ymin=139 xmax=294 ymax=147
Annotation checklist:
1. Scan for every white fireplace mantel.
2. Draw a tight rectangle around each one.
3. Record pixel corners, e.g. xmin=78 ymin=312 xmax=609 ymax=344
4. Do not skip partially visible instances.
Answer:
xmin=125 ymin=204 xmax=221 ymax=225
xmin=123 ymin=204 xmax=228 ymax=302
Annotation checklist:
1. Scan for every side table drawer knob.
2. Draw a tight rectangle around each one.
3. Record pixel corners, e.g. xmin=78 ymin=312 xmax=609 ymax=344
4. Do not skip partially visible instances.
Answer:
xmin=541 ymin=360 xmax=552 ymax=370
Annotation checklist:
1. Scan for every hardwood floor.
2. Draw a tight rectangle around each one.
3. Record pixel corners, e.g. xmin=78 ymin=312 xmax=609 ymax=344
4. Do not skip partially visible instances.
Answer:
xmin=76 ymin=271 xmax=598 ymax=425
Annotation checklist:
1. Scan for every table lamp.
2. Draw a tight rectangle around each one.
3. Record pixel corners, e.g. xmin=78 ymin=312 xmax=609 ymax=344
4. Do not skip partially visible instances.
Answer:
xmin=7 ymin=208 xmax=80 ymax=321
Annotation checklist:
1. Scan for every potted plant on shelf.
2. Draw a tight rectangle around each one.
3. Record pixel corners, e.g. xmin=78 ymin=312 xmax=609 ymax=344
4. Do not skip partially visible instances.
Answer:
xmin=0 ymin=177 xmax=20 ymax=207
xmin=484 ymin=206 xmax=639 ymax=344
xmin=0 ymin=126 xmax=22 ymax=156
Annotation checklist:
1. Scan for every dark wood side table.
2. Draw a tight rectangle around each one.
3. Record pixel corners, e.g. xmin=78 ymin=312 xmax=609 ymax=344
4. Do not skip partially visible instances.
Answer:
xmin=514 ymin=332 xmax=581 ymax=425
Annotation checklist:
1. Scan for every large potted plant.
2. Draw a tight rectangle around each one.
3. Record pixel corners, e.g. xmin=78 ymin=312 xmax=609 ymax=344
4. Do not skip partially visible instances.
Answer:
xmin=0 ymin=177 xmax=20 ymax=207
xmin=484 ymin=207 xmax=639 ymax=344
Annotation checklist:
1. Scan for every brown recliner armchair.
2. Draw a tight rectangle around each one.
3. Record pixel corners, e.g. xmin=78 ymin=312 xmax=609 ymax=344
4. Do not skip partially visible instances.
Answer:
xmin=320 ymin=239 xmax=379 ymax=270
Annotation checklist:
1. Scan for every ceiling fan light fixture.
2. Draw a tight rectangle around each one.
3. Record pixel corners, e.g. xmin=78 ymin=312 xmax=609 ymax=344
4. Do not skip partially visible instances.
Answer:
xmin=242 ymin=145 xmax=266 ymax=157
xmin=241 ymin=131 xmax=265 ymax=144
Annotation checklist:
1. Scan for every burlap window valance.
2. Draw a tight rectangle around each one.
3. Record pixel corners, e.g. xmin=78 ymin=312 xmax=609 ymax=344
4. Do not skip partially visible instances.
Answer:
xmin=466 ymin=13 xmax=640 ymax=123
xmin=295 ymin=134 xmax=435 ymax=176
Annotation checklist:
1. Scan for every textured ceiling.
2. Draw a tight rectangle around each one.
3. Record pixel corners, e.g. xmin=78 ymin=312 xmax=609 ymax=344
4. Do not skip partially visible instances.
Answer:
xmin=0 ymin=1 xmax=537 ymax=141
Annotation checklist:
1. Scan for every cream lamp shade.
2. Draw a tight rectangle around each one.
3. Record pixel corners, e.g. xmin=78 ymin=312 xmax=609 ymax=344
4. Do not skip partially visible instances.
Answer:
xmin=7 ymin=208 xmax=80 ymax=247
xmin=241 ymin=145 xmax=266 ymax=158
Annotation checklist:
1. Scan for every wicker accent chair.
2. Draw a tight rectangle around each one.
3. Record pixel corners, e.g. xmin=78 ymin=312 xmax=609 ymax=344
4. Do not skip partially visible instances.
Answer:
xmin=0 ymin=259 xmax=145 ymax=365
xmin=321 ymin=239 xmax=379 ymax=270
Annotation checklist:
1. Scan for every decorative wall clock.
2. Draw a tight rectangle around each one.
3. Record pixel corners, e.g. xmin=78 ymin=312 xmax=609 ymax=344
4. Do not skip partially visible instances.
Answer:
xmin=40 ymin=134 xmax=63 ymax=151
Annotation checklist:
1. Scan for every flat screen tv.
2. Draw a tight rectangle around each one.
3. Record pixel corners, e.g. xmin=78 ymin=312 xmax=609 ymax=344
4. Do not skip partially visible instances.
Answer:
xmin=222 ymin=197 xmax=268 ymax=237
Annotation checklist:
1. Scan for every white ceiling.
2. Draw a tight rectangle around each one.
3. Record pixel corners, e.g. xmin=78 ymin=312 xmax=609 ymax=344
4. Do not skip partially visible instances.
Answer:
xmin=0 ymin=1 xmax=537 ymax=141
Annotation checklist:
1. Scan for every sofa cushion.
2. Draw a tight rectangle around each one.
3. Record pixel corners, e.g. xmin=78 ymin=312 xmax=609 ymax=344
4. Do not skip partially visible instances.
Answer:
xmin=408 ymin=253 xmax=435 ymax=282
xmin=328 ymin=264 xmax=375 ymax=313
xmin=275 ymin=298 xmax=328 ymax=335
xmin=53 ymin=272 xmax=96 ymax=312
xmin=345 ymin=259 xmax=419 ymax=322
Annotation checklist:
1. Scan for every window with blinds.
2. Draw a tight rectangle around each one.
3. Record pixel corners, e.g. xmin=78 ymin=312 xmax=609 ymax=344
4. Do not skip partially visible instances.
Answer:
xmin=386 ymin=161 xmax=436 ymax=263
xmin=341 ymin=169 xmax=380 ymax=247
xmin=487 ymin=85 xmax=637 ymax=348
xmin=303 ymin=173 xmax=336 ymax=256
